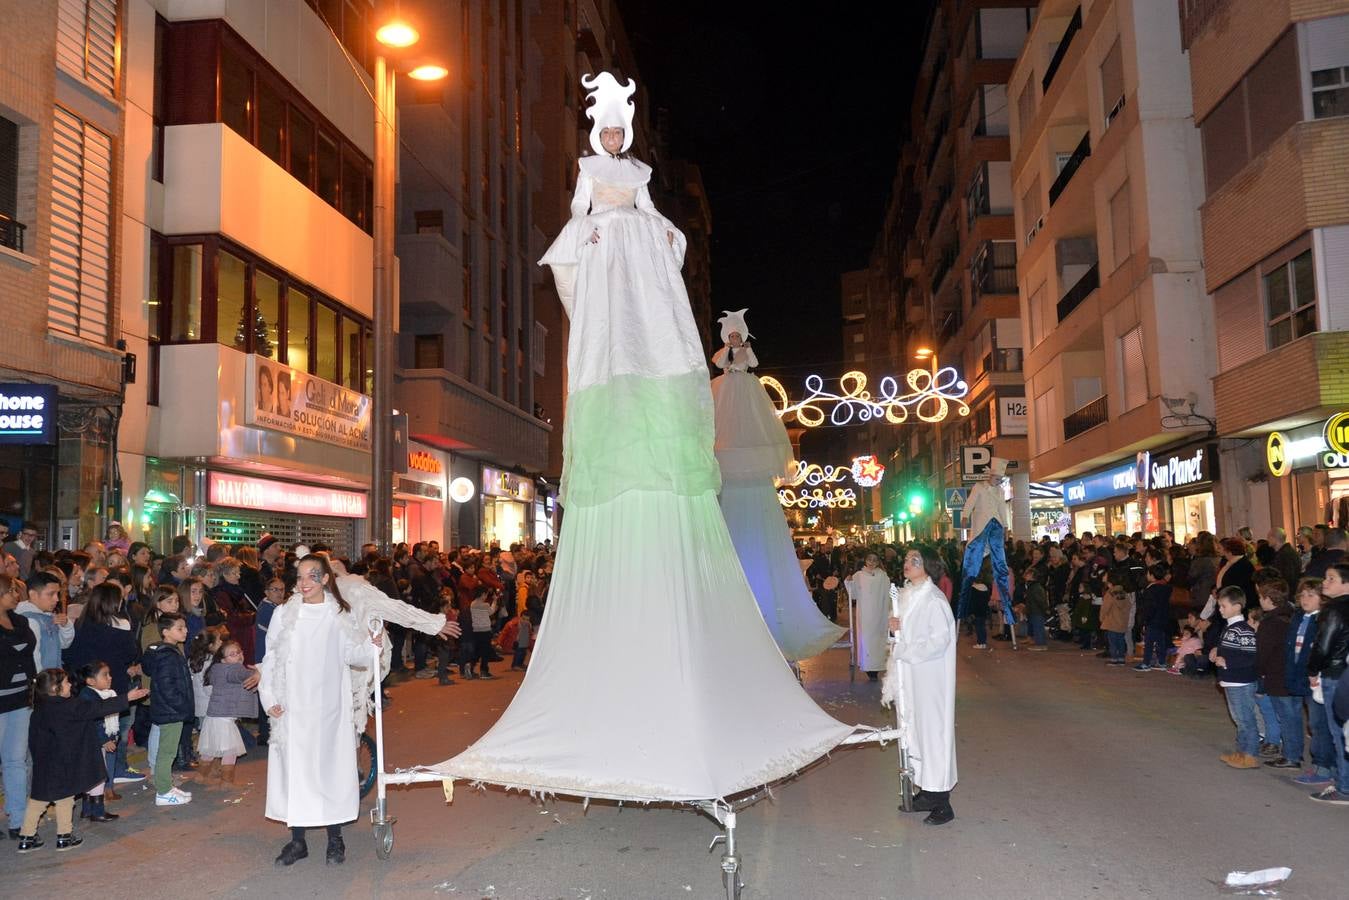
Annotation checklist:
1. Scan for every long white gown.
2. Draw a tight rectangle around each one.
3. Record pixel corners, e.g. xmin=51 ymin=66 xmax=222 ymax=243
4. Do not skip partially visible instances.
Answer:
xmin=431 ymin=154 xmax=854 ymax=802
xmin=712 ymin=344 xmax=845 ymax=661
xmin=882 ymin=578 xmax=957 ymax=792
xmin=848 ymin=566 xmax=892 ymax=673
xmin=258 ymin=596 xmax=368 ymax=827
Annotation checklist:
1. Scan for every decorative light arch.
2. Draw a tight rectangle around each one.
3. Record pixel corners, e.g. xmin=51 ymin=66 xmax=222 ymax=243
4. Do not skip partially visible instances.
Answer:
xmin=778 ymin=487 xmax=858 ymax=509
xmin=759 ymin=368 xmax=970 ymax=427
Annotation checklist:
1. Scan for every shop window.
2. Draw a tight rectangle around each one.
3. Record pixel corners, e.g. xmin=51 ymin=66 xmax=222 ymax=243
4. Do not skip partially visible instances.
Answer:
xmin=286 ymin=287 xmax=311 ymax=372
xmin=341 ymin=149 xmax=365 ymax=229
xmin=342 ymin=315 xmax=362 ymax=389
xmin=1312 ymin=67 xmax=1349 ymax=119
xmin=254 ymin=270 xmax=281 ymax=359
xmin=217 ymin=250 xmax=248 ymax=351
xmin=169 ymin=244 xmax=203 ymax=341
xmin=1264 ymin=250 xmax=1316 ymax=349
xmin=220 ymin=44 xmax=253 ymax=142
xmin=288 ymin=109 xmax=315 ymax=189
xmin=317 ymin=131 xmax=341 ymax=208
xmin=415 ymin=210 xmax=443 ymax=235
xmin=314 ymin=303 xmax=338 ymax=383
xmin=256 ymin=77 xmax=286 ymax=166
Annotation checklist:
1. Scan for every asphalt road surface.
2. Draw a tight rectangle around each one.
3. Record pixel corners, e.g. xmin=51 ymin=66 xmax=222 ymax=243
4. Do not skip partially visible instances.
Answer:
xmin=7 ymin=636 xmax=1343 ymax=898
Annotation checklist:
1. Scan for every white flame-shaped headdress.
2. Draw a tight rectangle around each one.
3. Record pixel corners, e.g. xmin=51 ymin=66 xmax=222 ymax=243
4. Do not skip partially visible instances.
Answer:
xmin=582 ymin=72 xmax=636 ymax=157
xmin=718 ymin=308 xmax=753 ymax=345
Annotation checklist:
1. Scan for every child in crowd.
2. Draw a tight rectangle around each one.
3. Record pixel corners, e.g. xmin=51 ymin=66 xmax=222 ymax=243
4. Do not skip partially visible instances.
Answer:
xmin=16 ymin=668 xmax=147 ymax=853
xmin=175 ymin=577 xmax=208 ymax=643
xmin=469 ymin=584 xmax=499 ymax=680
xmin=1167 ymin=626 xmax=1204 ymax=675
xmin=188 ymin=629 xmax=222 ymax=753
xmin=511 ymin=610 xmax=533 ymax=671
xmin=76 ymin=661 xmax=123 ymax=823
xmin=1135 ymin=563 xmax=1174 ymax=671
xmin=1100 ymin=580 xmax=1131 ymax=666
xmin=139 ymin=586 xmax=179 ymax=651
xmin=140 ymin=612 xmax=195 ymax=806
xmin=1022 ymin=566 xmax=1049 ymax=650
xmin=1254 ymin=579 xmax=1298 ymax=768
xmin=198 ymin=639 xmax=256 ymax=785
xmin=1210 ymin=586 xmax=1260 ymax=769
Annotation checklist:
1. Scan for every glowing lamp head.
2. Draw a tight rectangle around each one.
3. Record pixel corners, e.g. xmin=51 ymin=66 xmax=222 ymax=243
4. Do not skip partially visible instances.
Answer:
xmin=408 ymin=64 xmax=449 ymax=81
xmin=376 ymin=22 xmax=419 ymax=49
xmin=914 ymin=347 xmax=934 ymax=360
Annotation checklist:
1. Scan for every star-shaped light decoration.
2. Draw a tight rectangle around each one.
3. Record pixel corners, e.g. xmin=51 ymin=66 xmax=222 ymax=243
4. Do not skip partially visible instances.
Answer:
xmin=850 ymin=454 xmax=886 ymax=488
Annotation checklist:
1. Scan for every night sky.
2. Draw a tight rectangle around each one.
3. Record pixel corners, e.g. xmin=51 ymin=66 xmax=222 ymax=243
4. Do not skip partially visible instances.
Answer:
xmin=620 ymin=2 xmax=932 ymax=385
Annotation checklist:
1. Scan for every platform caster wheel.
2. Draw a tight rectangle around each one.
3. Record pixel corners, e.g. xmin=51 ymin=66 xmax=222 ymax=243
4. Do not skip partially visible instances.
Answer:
xmin=373 ymin=822 xmax=394 ymax=860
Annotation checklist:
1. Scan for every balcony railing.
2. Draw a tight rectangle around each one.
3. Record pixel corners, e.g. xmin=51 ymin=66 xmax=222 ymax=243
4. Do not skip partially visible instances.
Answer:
xmin=1048 ymin=132 xmax=1091 ymax=206
xmin=930 ymin=244 xmax=958 ymax=296
xmin=1063 ymin=394 xmax=1108 ymax=440
xmin=1041 ymin=7 xmax=1083 ymax=93
xmin=0 ymin=212 xmax=25 ymax=254
xmin=1056 ymin=262 xmax=1099 ymax=322
xmin=970 ymin=241 xmax=1018 ymax=301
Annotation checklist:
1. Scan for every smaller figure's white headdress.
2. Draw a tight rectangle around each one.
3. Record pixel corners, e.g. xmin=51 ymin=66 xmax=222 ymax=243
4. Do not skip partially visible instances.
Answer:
xmin=582 ymin=72 xmax=636 ymax=156
xmin=718 ymin=309 xmax=752 ymax=345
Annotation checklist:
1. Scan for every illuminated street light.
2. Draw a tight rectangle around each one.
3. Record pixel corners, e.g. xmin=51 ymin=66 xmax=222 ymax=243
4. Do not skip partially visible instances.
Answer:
xmin=914 ymin=347 xmax=933 ymax=359
xmin=376 ymin=22 xmax=419 ymax=48
xmin=408 ymin=64 xmax=449 ymax=81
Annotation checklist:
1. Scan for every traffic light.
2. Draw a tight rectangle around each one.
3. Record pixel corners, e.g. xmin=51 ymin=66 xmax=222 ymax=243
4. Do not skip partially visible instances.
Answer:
xmin=907 ymin=488 xmax=926 ymax=516
xmin=896 ymin=510 xmax=910 ymax=523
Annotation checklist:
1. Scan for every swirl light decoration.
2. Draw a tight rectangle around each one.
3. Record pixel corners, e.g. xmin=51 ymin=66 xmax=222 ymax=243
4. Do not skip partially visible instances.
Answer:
xmin=778 ymin=487 xmax=858 ymax=509
xmin=759 ymin=368 xmax=970 ymax=427
xmin=779 ymin=460 xmax=852 ymax=489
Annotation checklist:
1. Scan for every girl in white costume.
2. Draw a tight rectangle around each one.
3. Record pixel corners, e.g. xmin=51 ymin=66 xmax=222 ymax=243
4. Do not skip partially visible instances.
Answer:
xmin=712 ymin=309 xmax=845 ymax=660
xmin=258 ymin=555 xmax=383 ymax=867
xmin=434 ymin=73 xmax=852 ymax=802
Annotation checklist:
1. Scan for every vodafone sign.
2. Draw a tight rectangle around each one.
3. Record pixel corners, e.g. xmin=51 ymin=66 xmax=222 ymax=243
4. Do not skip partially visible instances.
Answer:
xmin=208 ymin=472 xmax=367 ymax=518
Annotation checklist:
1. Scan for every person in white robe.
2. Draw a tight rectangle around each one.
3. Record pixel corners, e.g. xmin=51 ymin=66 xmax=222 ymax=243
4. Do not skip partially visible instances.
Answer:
xmin=848 ymin=552 xmax=892 ymax=680
xmin=882 ymin=545 xmax=958 ymax=825
xmin=258 ymin=554 xmax=385 ymax=867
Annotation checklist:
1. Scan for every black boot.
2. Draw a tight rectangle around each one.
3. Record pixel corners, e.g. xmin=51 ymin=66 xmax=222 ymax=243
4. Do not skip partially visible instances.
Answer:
xmin=87 ymin=795 xmax=118 ymax=822
xmin=16 ymin=833 xmax=44 ymax=853
xmin=79 ymin=795 xmax=92 ymax=820
xmin=325 ymin=831 xmax=345 ymax=865
xmin=922 ymin=792 xmax=954 ymax=826
xmin=275 ymin=839 xmax=309 ymax=866
xmin=55 ymin=832 xmax=84 ymax=851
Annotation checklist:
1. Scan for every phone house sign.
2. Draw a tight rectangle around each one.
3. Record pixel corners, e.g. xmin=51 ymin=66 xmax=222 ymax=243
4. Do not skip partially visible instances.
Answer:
xmin=0 ymin=384 xmax=58 ymax=445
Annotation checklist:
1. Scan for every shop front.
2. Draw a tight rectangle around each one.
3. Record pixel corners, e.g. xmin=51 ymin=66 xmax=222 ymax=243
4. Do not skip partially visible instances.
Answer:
xmin=1262 ymin=414 xmax=1349 ymax=530
xmin=1062 ymin=442 xmax=1219 ymax=540
xmin=134 ymin=346 xmax=372 ymax=556
xmin=481 ymin=466 xmax=535 ymax=548
xmin=393 ymin=445 xmax=448 ymax=548
xmin=1138 ymin=442 xmax=1219 ymax=542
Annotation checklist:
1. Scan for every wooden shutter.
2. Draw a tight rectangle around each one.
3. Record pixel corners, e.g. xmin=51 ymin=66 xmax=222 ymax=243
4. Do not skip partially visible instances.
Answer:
xmin=1120 ymin=325 xmax=1146 ymax=411
xmin=56 ymin=0 xmax=120 ymax=96
xmin=49 ymin=107 xmax=113 ymax=344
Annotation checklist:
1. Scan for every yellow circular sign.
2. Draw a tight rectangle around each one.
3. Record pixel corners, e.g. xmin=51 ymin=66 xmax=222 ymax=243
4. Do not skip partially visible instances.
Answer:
xmin=1324 ymin=412 xmax=1349 ymax=456
xmin=1266 ymin=431 xmax=1289 ymax=478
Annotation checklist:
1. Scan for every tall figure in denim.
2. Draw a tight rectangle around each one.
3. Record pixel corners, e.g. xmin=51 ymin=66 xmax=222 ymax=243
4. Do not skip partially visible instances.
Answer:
xmin=957 ymin=458 xmax=1015 ymax=625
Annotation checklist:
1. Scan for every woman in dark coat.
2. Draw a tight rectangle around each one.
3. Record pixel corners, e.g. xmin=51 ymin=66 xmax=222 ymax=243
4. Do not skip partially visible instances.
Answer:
xmin=1217 ymin=537 xmax=1258 ymax=610
xmin=212 ymin=559 xmax=257 ymax=664
xmin=63 ymin=583 xmax=142 ymax=795
xmin=16 ymin=669 xmax=146 ymax=852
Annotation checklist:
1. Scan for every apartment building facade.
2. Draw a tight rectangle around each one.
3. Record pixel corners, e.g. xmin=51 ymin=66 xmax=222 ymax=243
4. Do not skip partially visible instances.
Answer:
xmin=855 ymin=0 xmax=1038 ymax=540
xmin=1180 ymin=0 xmax=1349 ymax=535
xmin=1011 ymin=0 xmax=1217 ymax=541
xmin=1 ymin=0 xmax=133 ymax=548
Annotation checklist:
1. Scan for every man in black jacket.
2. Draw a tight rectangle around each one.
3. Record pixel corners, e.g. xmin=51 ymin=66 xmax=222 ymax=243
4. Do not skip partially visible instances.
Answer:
xmin=1304 ymin=529 xmax=1346 ymax=580
xmin=1307 ymin=566 xmax=1349 ymax=804
xmin=1267 ymin=527 xmax=1302 ymax=593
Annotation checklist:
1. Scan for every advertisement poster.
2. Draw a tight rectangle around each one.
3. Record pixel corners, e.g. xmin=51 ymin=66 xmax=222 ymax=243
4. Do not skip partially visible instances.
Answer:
xmin=245 ymin=356 xmax=371 ymax=452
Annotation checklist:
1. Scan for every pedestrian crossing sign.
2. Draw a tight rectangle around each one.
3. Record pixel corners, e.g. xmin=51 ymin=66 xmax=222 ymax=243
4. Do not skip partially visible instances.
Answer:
xmin=944 ymin=487 xmax=968 ymax=508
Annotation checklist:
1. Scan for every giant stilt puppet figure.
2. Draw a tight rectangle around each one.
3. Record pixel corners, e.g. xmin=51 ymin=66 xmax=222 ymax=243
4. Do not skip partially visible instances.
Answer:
xmin=956 ymin=458 xmax=1015 ymax=630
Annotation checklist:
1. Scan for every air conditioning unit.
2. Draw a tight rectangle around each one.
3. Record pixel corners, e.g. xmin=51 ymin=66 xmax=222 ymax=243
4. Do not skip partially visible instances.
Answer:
xmin=1105 ymin=95 xmax=1126 ymax=127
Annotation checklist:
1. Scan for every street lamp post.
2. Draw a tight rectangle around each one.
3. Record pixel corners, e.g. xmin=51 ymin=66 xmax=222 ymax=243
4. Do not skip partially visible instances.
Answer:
xmin=368 ymin=16 xmax=446 ymax=553
xmin=915 ymin=346 xmax=945 ymax=539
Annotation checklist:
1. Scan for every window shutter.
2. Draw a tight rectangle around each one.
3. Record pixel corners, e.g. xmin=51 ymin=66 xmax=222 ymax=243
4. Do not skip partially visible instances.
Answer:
xmin=1100 ymin=39 xmax=1124 ymax=115
xmin=1109 ymin=182 xmax=1132 ymax=272
xmin=1120 ymin=325 xmax=1146 ymax=411
xmin=49 ymin=107 xmax=113 ymax=344
xmin=56 ymin=0 xmax=119 ymax=96
xmin=0 ymin=116 xmax=17 ymax=217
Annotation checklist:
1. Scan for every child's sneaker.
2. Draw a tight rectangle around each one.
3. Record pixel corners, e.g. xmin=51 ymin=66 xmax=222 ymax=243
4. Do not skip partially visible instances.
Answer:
xmin=1293 ymin=770 xmax=1333 ymax=786
xmin=1308 ymin=787 xmax=1349 ymax=804
xmin=155 ymin=790 xmax=191 ymax=806
xmin=171 ymin=787 xmax=193 ymax=799
xmin=55 ymin=833 xmax=83 ymax=852
xmin=113 ymin=768 xmax=147 ymax=784
xmin=1132 ymin=663 xmax=1151 ymax=671
xmin=15 ymin=834 xmax=44 ymax=853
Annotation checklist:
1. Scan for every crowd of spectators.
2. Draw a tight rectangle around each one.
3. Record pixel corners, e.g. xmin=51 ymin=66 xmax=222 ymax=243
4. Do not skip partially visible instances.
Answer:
xmin=0 ymin=523 xmax=553 ymax=852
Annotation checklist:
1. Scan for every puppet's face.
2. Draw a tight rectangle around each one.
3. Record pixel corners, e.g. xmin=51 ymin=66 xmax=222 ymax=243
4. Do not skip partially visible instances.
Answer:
xmin=600 ymin=127 xmax=624 ymax=155
xmin=728 ymin=331 xmax=745 ymax=348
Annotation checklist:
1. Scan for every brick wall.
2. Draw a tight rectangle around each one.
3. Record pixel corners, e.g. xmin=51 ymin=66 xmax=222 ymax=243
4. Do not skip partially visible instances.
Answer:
xmin=1213 ymin=330 xmax=1349 ymax=434
xmin=0 ymin=1 xmax=122 ymax=393
xmin=1201 ymin=118 xmax=1349 ymax=290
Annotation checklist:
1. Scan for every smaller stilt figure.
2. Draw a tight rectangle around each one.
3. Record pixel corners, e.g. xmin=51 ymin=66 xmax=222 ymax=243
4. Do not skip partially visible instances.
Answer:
xmin=957 ymin=458 xmax=1015 ymax=627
